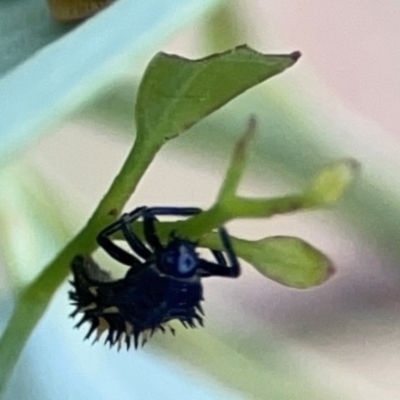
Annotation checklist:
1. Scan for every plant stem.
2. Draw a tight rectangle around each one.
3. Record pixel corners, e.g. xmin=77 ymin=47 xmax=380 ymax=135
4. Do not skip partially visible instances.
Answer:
xmin=0 ymin=136 xmax=161 ymax=394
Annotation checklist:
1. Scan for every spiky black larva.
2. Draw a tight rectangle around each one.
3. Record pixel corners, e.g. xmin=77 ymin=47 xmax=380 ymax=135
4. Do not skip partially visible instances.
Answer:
xmin=69 ymin=255 xmax=205 ymax=350
xmin=69 ymin=206 xmax=239 ymax=350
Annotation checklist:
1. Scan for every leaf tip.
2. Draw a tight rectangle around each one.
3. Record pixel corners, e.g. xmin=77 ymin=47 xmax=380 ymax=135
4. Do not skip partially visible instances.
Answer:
xmin=290 ymin=51 xmax=302 ymax=62
xmin=289 ymin=51 xmax=302 ymax=62
xmin=326 ymin=259 xmax=336 ymax=280
xmin=344 ymin=158 xmax=361 ymax=174
xmin=234 ymin=116 xmax=257 ymax=161
xmin=245 ymin=114 xmax=257 ymax=141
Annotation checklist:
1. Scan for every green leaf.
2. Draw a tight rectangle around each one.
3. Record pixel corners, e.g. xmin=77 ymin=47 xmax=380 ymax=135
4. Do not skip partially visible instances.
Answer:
xmin=0 ymin=0 xmax=220 ymax=165
xmin=235 ymin=236 xmax=334 ymax=288
xmin=135 ymin=45 xmax=300 ymax=144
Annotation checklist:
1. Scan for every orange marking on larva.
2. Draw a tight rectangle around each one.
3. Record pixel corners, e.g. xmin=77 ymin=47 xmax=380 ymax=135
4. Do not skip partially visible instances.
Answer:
xmin=88 ymin=286 xmax=98 ymax=296
xmin=81 ymin=302 xmax=97 ymax=311
xmin=103 ymin=306 xmax=119 ymax=314
xmin=95 ymin=317 xmax=109 ymax=341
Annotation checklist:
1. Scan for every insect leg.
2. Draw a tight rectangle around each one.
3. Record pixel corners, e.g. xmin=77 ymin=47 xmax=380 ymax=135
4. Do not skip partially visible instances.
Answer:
xmin=143 ymin=207 xmax=202 ymax=251
xmin=119 ymin=207 xmax=153 ymax=259
xmin=142 ymin=213 xmax=162 ymax=250
xmin=199 ymin=226 xmax=240 ymax=278
xmin=97 ymin=207 xmax=147 ymax=267
xmin=144 ymin=207 xmax=202 ymax=217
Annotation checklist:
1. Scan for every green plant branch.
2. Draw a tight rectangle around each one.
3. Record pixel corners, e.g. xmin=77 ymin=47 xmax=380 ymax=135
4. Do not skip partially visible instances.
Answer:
xmin=218 ymin=115 xmax=256 ymax=201
xmin=1 ymin=45 xmax=343 ymax=395
xmin=174 ymin=117 xmax=256 ymax=239
xmin=0 ymin=137 xmax=161 ymax=393
xmin=0 ymin=46 xmax=302 ymax=394
xmin=113 ymin=120 xmax=356 ymax=290
xmin=173 ymin=118 xmax=358 ymax=242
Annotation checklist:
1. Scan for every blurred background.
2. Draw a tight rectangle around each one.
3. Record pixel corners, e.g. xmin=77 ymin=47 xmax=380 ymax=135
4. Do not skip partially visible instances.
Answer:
xmin=2 ymin=1 xmax=400 ymax=399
